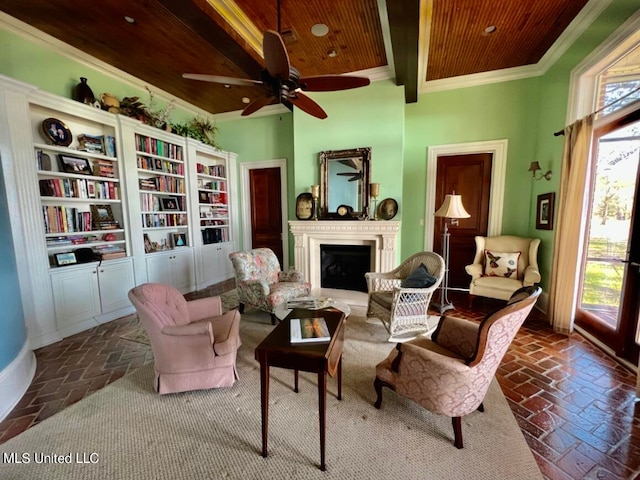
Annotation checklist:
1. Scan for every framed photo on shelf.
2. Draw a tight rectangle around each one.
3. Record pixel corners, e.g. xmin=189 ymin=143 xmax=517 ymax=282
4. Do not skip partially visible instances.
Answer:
xmin=171 ymin=232 xmax=188 ymax=248
xmin=58 ymin=154 xmax=93 ymax=175
xmin=198 ymin=191 xmax=210 ymax=203
xmin=295 ymin=192 xmax=315 ymax=220
xmin=55 ymin=252 xmax=77 ymax=266
xmin=143 ymin=233 xmax=154 ymax=253
xmin=536 ymin=192 xmax=555 ymax=230
xmin=42 ymin=117 xmax=72 ymax=147
xmin=90 ymin=204 xmax=118 ymax=230
xmin=161 ymin=197 xmax=179 ymax=211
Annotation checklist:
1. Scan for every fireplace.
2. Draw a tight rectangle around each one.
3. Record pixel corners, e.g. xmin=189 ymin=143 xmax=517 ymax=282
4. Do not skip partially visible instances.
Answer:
xmin=289 ymin=220 xmax=401 ymax=290
xmin=321 ymin=244 xmax=371 ymax=292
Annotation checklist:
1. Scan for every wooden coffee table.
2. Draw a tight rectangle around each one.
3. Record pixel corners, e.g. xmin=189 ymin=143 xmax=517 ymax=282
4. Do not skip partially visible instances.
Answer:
xmin=254 ymin=308 xmax=346 ymax=471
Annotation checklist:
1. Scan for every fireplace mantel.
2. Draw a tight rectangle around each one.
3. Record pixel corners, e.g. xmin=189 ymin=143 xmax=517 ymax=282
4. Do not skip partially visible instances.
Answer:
xmin=289 ymin=220 xmax=401 ymax=287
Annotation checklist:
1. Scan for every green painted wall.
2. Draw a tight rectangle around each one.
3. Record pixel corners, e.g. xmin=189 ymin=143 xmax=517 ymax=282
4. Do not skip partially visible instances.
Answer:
xmin=404 ymin=77 xmax=542 ymax=258
xmin=216 ymin=112 xmax=294 ymax=250
xmin=532 ymin=0 xmax=640 ymax=288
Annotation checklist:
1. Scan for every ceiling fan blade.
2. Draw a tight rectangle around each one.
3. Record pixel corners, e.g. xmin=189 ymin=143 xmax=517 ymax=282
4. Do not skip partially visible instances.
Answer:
xmin=182 ymin=73 xmax=262 ymax=87
xmin=263 ymin=30 xmax=290 ymax=80
xmin=299 ymin=75 xmax=370 ymax=92
xmin=241 ymin=93 xmax=275 ymax=117
xmin=288 ymin=90 xmax=327 ymax=119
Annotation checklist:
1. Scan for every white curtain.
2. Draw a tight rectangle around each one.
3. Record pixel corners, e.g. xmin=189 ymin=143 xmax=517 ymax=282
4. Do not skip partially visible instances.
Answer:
xmin=548 ymin=114 xmax=595 ymax=334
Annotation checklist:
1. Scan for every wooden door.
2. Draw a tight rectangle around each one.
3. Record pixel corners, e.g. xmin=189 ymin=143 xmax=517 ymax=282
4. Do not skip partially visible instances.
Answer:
xmin=250 ymin=167 xmax=284 ymax=266
xmin=434 ymin=153 xmax=492 ymax=289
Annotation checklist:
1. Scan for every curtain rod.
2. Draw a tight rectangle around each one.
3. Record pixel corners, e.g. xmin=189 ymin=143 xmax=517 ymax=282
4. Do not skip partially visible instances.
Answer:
xmin=552 ymin=85 xmax=640 ymax=137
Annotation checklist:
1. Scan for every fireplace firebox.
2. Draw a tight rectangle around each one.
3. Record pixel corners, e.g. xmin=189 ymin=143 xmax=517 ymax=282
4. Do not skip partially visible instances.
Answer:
xmin=320 ymin=244 xmax=371 ymax=292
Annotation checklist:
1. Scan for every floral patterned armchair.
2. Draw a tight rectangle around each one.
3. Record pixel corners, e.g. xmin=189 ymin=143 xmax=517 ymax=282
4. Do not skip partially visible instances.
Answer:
xmin=229 ymin=248 xmax=311 ymax=324
xmin=374 ymin=286 xmax=541 ymax=448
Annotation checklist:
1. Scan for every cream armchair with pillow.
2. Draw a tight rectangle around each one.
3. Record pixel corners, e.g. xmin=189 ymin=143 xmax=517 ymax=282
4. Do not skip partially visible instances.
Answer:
xmin=465 ymin=235 xmax=541 ymax=304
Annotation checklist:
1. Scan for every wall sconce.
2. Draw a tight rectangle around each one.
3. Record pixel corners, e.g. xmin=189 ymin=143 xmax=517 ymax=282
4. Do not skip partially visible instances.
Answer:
xmin=528 ymin=161 xmax=552 ymax=181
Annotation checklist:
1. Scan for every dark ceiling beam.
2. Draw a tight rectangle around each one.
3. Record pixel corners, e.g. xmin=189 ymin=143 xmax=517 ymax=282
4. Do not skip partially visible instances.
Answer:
xmin=385 ymin=0 xmax=420 ymax=103
xmin=156 ymin=0 xmax=264 ymax=80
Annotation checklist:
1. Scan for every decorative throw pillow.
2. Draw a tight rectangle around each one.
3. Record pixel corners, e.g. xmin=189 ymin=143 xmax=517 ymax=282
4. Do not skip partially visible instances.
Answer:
xmin=401 ymin=263 xmax=437 ymax=288
xmin=484 ymin=250 xmax=520 ymax=279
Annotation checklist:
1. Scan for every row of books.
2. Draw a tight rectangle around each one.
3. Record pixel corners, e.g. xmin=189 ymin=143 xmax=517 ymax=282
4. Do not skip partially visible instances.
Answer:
xmin=93 ymin=159 xmax=116 ymax=179
xmin=196 ymin=163 xmax=225 ymax=177
xmin=42 ymin=206 xmax=93 ymax=234
xmin=46 ymin=235 xmax=95 ymax=247
xmin=93 ymin=244 xmax=126 ymax=260
xmin=198 ymin=191 xmax=225 ymax=205
xmin=39 ymin=178 xmax=118 ymax=200
xmin=138 ymin=177 xmax=185 ymax=193
xmin=78 ymin=134 xmax=116 ymax=157
xmin=141 ymin=213 xmax=187 ymax=228
xmin=202 ymin=180 xmax=226 ymax=192
xmin=137 ymin=155 xmax=184 ymax=175
xmin=134 ymin=134 xmax=183 ymax=160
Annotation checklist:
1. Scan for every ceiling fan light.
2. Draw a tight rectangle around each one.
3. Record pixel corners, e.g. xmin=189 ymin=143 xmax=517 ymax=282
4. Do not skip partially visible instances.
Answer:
xmin=311 ymin=23 xmax=329 ymax=37
xmin=124 ymin=16 xmax=137 ymax=25
xmin=241 ymin=97 xmax=251 ymax=104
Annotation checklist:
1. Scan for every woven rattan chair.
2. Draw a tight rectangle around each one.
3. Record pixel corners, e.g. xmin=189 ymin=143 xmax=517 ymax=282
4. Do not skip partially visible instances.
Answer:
xmin=365 ymin=252 xmax=445 ymax=341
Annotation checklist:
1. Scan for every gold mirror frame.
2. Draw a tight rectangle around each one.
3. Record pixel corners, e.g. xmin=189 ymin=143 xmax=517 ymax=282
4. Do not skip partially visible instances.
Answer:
xmin=319 ymin=147 xmax=371 ymax=219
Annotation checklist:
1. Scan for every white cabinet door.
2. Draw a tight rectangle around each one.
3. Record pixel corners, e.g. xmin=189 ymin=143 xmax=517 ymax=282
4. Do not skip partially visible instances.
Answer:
xmin=146 ymin=249 xmax=194 ymax=291
xmin=98 ymin=260 xmax=135 ymax=312
xmin=50 ymin=267 xmax=101 ymax=328
xmin=217 ymin=243 xmax=234 ymax=280
xmin=172 ymin=249 xmax=195 ymax=291
xmin=146 ymin=252 xmax=173 ymax=285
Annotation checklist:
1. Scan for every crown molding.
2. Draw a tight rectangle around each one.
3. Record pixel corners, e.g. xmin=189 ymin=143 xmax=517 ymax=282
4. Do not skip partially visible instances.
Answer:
xmin=0 ymin=12 xmax=218 ymax=120
xmin=206 ymin=0 xmax=263 ymax=57
xmin=419 ymin=0 xmax=613 ymax=95
xmin=211 ymin=103 xmax=290 ymax=122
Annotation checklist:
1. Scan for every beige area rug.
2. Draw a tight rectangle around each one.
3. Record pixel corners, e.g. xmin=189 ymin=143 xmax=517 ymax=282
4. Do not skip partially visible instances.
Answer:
xmin=119 ymin=289 xmax=240 ymax=345
xmin=0 ymin=306 xmax=542 ymax=480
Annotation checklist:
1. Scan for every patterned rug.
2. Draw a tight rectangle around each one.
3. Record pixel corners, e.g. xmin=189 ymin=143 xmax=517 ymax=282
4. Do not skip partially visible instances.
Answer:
xmin=0 ymin=305 xmax=542 ymax=480
xmin=120 ymin=289 xmax=239 ymax=345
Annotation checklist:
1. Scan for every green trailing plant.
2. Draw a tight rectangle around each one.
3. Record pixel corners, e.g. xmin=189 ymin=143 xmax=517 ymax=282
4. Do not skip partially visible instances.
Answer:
xmin=172 ymin=116 xmax=220 ymax=149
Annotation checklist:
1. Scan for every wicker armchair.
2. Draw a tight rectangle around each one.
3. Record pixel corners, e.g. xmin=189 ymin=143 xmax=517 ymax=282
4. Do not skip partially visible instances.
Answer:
xmin=365 ymin=252 xmax=445 ymax=341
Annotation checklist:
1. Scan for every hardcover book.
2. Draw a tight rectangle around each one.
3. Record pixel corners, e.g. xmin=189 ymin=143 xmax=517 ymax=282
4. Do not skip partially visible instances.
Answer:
xmin=290 ymin=317 xmax=331 ymax=344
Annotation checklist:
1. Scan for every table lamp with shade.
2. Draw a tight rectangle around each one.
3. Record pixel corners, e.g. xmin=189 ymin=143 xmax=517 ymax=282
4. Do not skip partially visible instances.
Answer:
xmin=433 ymin=193 xmax=470 ymax=314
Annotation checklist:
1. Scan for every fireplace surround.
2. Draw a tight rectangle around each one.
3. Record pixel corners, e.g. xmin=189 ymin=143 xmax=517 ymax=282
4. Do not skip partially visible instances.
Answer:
xmin=289 ymin=220 xmax=401 ymax=289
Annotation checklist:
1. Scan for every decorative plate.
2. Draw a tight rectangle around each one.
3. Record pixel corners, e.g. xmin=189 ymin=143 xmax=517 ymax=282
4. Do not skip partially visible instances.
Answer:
xmin=377 ymin=198 xmax=398 ymax=220
xmin=295 ymin=192 xmax=315 ymax=220
xmin=42 ymin=117 xmax=72 ymax=147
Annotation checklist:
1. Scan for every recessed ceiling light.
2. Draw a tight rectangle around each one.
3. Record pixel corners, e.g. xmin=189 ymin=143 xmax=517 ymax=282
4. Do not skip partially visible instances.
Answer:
xmin=484 ymin=25 xmax=497 ymax=34
xmin=311 ymin=23 xmax=329 ymax=37
xmin=124 ymin=16 xmax=137 ymax=25
xmin=327 ymin=49 xmax=337 ymax=58
xmin=224 ymin=84 xmax=231 ymax=89
xmin=241 ymin=97 xmax=251 ymax=104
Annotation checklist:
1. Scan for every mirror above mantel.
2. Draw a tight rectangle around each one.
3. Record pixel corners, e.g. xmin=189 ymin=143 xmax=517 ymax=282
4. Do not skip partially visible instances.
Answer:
xmin=320 ymin=147 xmax=371 ymax=219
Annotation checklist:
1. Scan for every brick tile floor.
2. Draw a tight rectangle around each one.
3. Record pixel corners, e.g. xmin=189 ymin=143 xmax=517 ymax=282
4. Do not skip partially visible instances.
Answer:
xmin=1 ymin=283 xmax=638 ymax=480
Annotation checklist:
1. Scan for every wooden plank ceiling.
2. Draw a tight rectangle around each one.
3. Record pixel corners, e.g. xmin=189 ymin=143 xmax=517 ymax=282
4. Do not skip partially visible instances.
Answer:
xmin=0 ymin=0 xmax=589 ymax=116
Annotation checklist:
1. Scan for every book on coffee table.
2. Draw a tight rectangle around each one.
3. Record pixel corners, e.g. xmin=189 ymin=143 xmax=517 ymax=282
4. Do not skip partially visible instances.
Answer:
xmin=286 ymin=297 xmax=333 ymax=310
xmin=290 ymin=317 xmax=331 ymax=344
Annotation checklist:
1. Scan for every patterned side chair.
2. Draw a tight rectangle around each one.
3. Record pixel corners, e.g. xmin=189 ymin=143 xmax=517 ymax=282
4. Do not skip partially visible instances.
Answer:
xmin=365 ymin=252 xmax=445 ymax=341
xmin=374 ymin=286 xmax=541 ymax=448
xmin=229 ymin=248 xmax=311 ymax=324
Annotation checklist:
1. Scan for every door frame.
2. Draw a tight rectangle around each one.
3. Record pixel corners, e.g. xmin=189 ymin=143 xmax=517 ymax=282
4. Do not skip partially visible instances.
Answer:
xmin=424 ymin=139 xmax=508 ymax=250
xmin=240 ymin=159 xmax=289 ymax=270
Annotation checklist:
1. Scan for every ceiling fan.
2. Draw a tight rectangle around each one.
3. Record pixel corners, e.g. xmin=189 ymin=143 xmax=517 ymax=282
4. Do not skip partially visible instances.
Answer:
xmin=182 ymin=6 xmax=370 ymax=119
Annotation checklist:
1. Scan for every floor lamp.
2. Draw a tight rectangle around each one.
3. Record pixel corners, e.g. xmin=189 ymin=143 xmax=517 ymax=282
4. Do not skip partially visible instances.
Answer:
xmin=433 ymin=193 xmax=470 ymax=314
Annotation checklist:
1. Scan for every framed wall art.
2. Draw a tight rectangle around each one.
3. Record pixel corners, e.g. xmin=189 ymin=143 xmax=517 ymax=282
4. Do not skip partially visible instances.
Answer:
xmin=377 ymin=198 xmax=398 ymax=220
xmin=536 ymin=192 xmax=555 ymax=230
xmin=42 ymin=117 xmax=72 ymax=146
xmin=58 ymin=154 xmax=93 ymax=175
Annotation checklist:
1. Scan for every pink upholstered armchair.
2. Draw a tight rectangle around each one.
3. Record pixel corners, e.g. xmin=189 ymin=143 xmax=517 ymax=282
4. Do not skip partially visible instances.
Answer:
xmin=374 ymin=286 xmax=541 ymax=448
xmin=128 ymin=283 xmax=241 ymax=394
xmin=229 ymin=248 xmax=311 ymax=324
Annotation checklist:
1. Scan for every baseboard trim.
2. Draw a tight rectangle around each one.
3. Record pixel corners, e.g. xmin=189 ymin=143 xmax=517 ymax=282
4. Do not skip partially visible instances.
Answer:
xmin=0 ymin=341 xmax=36 ymax=422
